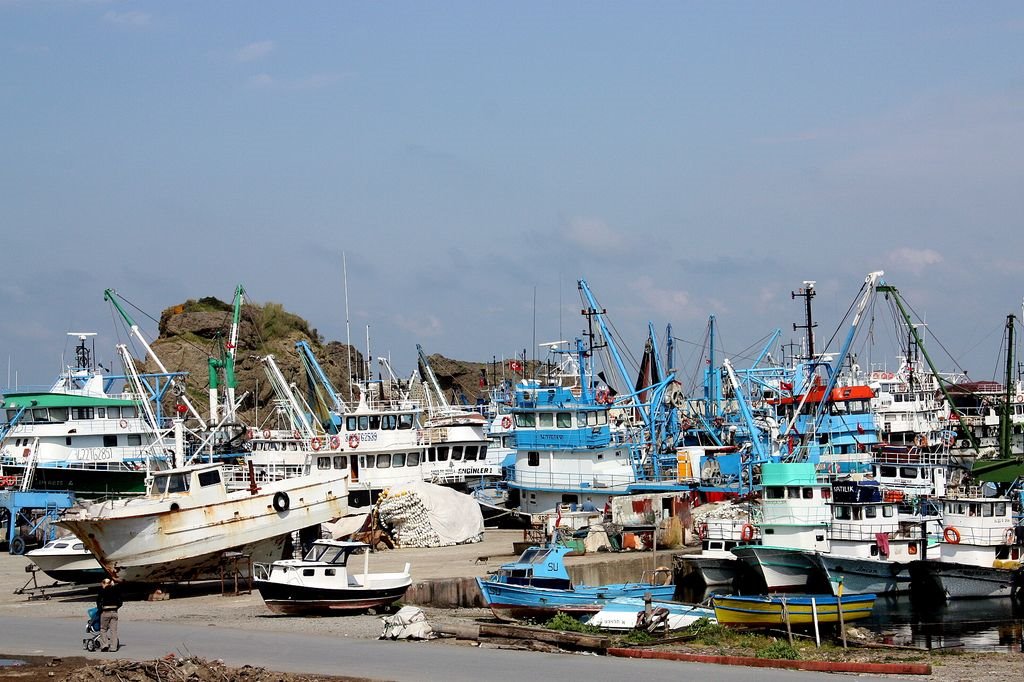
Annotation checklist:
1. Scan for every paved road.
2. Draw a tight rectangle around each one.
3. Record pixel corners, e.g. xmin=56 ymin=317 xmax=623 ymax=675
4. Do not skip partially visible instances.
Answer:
xmin=0 ymin=615 xmax=888 ymax=681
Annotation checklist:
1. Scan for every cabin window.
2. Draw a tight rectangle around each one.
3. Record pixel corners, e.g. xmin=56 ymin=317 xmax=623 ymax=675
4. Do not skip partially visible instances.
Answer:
xmin=71 ymin=407 xmax=95 ymax=420
xmin=436 ymin=446 xmax=449 ymax=462
xmin=127 ymin=434 xmax=141 ymax=446
xmin=451 ymin=446 xmax=463 ymax=461
xmin=516 ymin=413 xmax=536 ymax=428
xmin=325 ymin=569 xmax=336 ymax=577
xmin=73 ymin=542 xmax=85 ymax=551
xmin=96 ymin=407 xmax=106 ymax=419
xmin=381 ymin=415 xmax=397 ymax=430
xmin=357 ymin=416 xmax=369 ymax=430
xmin=154 ymin=473 xmax=189 ymax=494
xmin=598 ymin=411 xmax=608 ymax=425
xmin=333 ymin=456 xmax=347 ymax=470
xmin=588 ymin=412 xmax=600 ymax=426
xmin=479 ymin=444 xmax=488 ymax=459
xmin=787 ymin=487 xmax=800 ymax=498
xmin=561 ymin=494 xmax=579 ymax=505
xmin=302 ymin=569 xmax=315 ymax=577
xmin=899 ymin=467 xmax=918 ymax=479
xmin=464 ymin=445 xmax=478 ymax=461
xmin=880 ymin=465 xmax=897 ymax=478
xmin=197 ymin=470 xmax=221 ymax=487
xmin=982 ymin=504 xmax=993 ymax=518
xmin=393 ymin=453 xmax=406 ymax=467
xmin=557 ymin=413 xmax=572 ymax=428
xmin=317 ymin=457 xmax=331 ymax=470
xmin=995 ymin=502 xmax=1006 ymax=516
xmin=870 ymin=545 xmax=879 ymax=557
xmin=527 ymin=451 xmax=540 ymax=467
xmin=65 ymin=437 xmax=72 ymax=445
xmin=376 ymin=454 xmax=391 ymax=468
xmin=407 ymin=452 xmax=420 ymax=467
xmin=121 ymin=406 xmax=138 ymax=418
xmin=49 ymin=407 xmax=68 ymax=422
xmin=803 ymin=488 xmax=814 ymax=499
xmin=346 ymin=416 xmax=357 ymax=431
xmin=103 ymin=435 xmax=117 ymax=447
xmin=369 ymin=415 xmax=381 ymax=430
xmin=765 ymin=487 xmax=784 ymax=499
xmin=821 ymin=488 xmax=831 ymax=500
xmin=362 ymin=455 xmax=375 ymax=468
xmin=426 ymin=448 xmax=435 ymax=462
xmin=883 ymin=506 xmax=894 ymax=518
xmin=835 ymin=506 xmax=851 ymax=520
xmin=538 ymin=413 xmax=554 ymax=428
xmin=398 ymin=414 xmax=414 ymax=429
xmin=865 ymin=506 xmax=877 ymax=519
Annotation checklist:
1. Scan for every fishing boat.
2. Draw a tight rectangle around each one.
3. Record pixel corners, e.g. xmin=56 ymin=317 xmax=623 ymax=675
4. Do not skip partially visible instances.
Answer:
xmin=25 ymin=537 xmax=106 ymax=584
xmin=475 ymin=541 xmax=675 ymax=621
xmin=907 ymin=489 xmax=1023 ymax=599
xmin=58 ymin=461 xmax=349 ymax=583
xmin=586 ymin=596 xmax=716 ymax=631
xmin=0 ymin=334 xmax=178 ymax=495
xmin=253 ymin=539 xmax=411 ymax=615
xmin=676 ymin=515 xmax=757 ymax=587
xmin=711 ymin=592 xmax=877 ymax=626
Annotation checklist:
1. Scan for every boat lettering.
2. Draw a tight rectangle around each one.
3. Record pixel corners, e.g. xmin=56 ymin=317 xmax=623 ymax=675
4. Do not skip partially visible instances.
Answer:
xmin=71 ymin=448 xmax=115 ymax=462
xmin=547 ymin=562 xmax=557 ymax=572
xmin=357 ymin=432 xmax=378 ymax=442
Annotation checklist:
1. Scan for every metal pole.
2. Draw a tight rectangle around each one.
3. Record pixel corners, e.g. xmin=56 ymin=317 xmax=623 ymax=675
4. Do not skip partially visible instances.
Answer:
xmin=811 ymin=597 xmax=821 ymax=647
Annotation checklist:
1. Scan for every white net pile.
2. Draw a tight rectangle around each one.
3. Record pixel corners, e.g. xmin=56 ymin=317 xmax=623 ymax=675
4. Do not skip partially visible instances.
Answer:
xmin=376 ymin=480 xmax=484 ymax=547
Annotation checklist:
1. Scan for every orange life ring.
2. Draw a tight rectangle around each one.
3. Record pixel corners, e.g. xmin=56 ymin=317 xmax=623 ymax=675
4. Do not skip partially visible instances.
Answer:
xmin=1004 ymin=528 xmax=1016 ymax=545
xmin=697 ymin=523 xmax=708 ymax=540
xmin=329 ymin=435 xmax=341 ymax=450
xmin=348 ymin=434 xmax=360 ymax=449
xmin=943 ymin=526 xmax=961 ymax=544
xmin=501 ymin=416 xmax=512 ymax=430
xmin=740 ymin=523 xmax=755 ymax=542
xmin=907 ymin=543 xmax=918 ymax=555
xmin=310 ymin=437 xmax=323 ymax=452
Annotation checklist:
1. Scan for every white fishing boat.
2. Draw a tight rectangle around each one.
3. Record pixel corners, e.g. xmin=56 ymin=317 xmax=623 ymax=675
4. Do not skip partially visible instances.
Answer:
xmin=58 ymin=462 xmax=349 ymax=583
xmin=676 ymin=515 xmax=756 ymax=587
xmin=587 ymin=597 xmax=716 ymax=631
xmin=254 ymin=539 xmax=411 ymax=615
xmin=25 ymin=537 xmax=106 ymax=584
xmin=908 ymin=489 xmax=1023 ymax=599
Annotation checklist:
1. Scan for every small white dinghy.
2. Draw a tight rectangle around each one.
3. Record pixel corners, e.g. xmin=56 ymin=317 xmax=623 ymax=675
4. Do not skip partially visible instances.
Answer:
xmin=586 ymin=597 xmax=716 ymax=631
xmin=254 ymin=540 xmax=411 ymax=615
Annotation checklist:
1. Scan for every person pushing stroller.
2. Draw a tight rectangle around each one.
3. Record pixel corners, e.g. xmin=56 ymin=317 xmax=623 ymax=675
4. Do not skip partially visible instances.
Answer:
xmin=95 ymin=578 xmax=123 ymax=651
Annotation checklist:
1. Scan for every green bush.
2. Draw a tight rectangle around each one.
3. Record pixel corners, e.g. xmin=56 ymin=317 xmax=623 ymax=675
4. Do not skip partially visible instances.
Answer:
xmin=755 ymin=639 xmax=800 ymax=660
xmin=685 ymin=617 xmax=729 ymax=643
xmin=620 ymin=629 xmax=656 ymax=645
xmin=543 ymin=612 xmax=603 ymax=634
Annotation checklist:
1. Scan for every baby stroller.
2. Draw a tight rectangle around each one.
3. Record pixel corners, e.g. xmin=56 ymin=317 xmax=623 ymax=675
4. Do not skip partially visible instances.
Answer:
xmin=83 ymin=607 xmax=102 ymax=651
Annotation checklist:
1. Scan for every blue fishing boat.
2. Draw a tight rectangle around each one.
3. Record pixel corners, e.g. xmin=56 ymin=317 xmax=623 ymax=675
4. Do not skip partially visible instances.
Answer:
xmin=475 ymin=542 xmax=675 ymax=621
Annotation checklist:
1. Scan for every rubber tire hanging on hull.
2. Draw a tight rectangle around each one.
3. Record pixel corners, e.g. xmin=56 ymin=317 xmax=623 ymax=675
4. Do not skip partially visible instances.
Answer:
xmin=273 ymin=491 xmax=290 ymax=513
xmin=9 ymin=536 xmax=26 ymax=555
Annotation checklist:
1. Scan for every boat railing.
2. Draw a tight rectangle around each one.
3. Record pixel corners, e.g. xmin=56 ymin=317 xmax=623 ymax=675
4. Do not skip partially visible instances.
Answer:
xmin=252 ymin=563 xmax=273 ymax=581
xmin=509 ymin=469 xmax=636 ymax=492
xmin=940 ymin=525 xmax=1016 ymax=546
xmin=829 ymin=522 xmax=904 ymax=541
xmin=873 ymin=448 xmax=952 ymax=466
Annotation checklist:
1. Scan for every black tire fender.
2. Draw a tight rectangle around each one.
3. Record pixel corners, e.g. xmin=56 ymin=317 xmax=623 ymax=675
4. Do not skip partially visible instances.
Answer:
xmin=272 ymin=491 xmax=290 ymax=512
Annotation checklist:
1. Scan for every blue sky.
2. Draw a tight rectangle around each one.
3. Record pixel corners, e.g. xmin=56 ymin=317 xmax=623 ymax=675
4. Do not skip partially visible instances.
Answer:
xmin=2 ymin=1 xmax=1023 ymax=391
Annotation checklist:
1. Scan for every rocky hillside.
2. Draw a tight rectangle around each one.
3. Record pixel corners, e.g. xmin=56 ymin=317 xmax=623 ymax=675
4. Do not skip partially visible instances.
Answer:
xmin=138 ymin=295 xmax=509 ymax=423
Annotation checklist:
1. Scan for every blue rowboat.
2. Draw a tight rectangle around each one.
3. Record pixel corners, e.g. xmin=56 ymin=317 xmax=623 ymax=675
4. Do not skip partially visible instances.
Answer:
xmin=476 ymin=543 xmax=675 ymax=621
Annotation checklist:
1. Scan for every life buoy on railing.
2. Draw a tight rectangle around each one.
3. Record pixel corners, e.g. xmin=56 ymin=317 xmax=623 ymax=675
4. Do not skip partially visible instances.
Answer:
xmin=118 ymin=419 xmax=128 ymax=429
xmin=828 ymin=461 xmax=841 ymax=475
xmin=943 ymin=526 xmax=961 ymax=544
xmin=293 ymin=430 xmax=301 ymax=440
xmin=595 ymin=388 xmax=609 ymax=404
xmin=272 ymin=491 xmax=290 ymax=512
xmin=262 ymin=429 xmax=271 ymax=439
xmin=501 ymin=416 xmax=512 ymax=430
xmin=0 ymin=475 xmax=17 ymax=488
xmin=329 ymin=435 xmax=341 ymax=450
xmin=1004 ymin=528 xmax=1016 ymax=545
xmin=697 ymin=522 xmax=708 ymax=540
xmin=908 ymin=543 xmax=918 ymax=555
xmin=310 ymin=437 xmax=323 ymax=452
xmin=740 ymin=523 xmax=755 ymax=542
xmin=348 ymin=434 xmax=360 ymax=449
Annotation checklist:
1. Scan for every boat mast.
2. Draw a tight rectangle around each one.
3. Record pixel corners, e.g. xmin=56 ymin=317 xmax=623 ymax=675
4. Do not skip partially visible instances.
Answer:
xmin=1000 ymin=314 xmax=1015 ymax=458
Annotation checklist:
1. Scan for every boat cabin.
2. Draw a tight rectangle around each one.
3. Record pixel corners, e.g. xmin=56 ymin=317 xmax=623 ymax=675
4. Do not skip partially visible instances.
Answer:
xmin=492 ymin=544 xmax=573 ymax=590
xmin=148 ymin=464 xmax=227 ymax=507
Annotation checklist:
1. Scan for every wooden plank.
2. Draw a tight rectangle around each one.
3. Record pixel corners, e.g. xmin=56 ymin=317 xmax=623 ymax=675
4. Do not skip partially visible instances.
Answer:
xmin=478 ymin=623 xmax=611 ymax=650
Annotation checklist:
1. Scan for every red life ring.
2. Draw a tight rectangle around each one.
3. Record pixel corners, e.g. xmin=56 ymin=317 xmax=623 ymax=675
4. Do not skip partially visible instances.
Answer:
xmin=293 ymin=430 xmax=301 ymax=440
xmin=329 ymin=435 xmax=341 ymax=450
xmin=740 ymin=523 xmax=755 ymax=542
xmin=310 ymin=437 xmax=323 ymax=451
xmin=348 ymin=434 xmax=360 ymax=449
xmin=697 ymin=523 xmax=708 ymax=540
xmin=1004 ymin=528 xmax=1016 ymax=545
xmin=501 ymin=416 xmax=512 ymax=430
xmin=262 ymin=429 xmax=271 ymax=439
xmin=943 ymin=526 xmax=961 ymax=544
xmin=118 ymin=419 xmax=128 ymax=429
xmin=907 ymin=543 xmax=918 ymax=555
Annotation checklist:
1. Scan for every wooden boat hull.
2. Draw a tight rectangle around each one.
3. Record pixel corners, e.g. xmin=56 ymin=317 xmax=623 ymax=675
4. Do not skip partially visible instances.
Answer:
xmin=712 ymin=593 xmax=876 ymax=626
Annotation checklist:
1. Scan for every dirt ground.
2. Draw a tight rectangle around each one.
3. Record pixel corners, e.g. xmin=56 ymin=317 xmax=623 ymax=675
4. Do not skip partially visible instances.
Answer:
xmin=0 ymin=654 xmax=381 ymax=681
